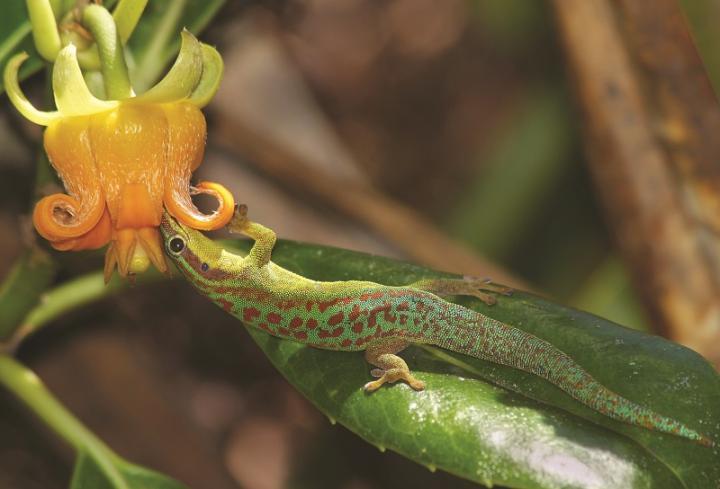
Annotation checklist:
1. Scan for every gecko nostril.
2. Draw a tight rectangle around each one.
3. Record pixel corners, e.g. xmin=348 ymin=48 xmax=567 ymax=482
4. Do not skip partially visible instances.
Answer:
xmin=201 ymin=262 xmax=209 ymax=272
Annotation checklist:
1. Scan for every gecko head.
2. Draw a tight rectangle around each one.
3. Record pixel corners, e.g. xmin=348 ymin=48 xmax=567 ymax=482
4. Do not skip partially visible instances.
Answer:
xmin=160 ymin=211 xmax=223 ymax=279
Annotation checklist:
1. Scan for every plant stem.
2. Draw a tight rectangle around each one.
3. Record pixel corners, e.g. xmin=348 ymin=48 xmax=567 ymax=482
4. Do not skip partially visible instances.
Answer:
xmin=82 ymin=4 xmax=133 ymax=99
xmin=11 ymin=269 xmax=164 ymax=349
xmin=0 ymin=355 xmax=128 ymax=488
xmin=0 ymin=248 xmax=57 ymax=341
xmin=112 ymin=0 xmax=149 ymax=44
xmin=26 ymin=0 xmax=62 ymax=61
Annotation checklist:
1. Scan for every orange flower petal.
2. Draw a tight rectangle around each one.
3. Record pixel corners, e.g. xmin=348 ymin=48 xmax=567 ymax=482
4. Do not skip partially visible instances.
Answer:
xmin=44 ymin=116 xmax=102 ymax=203
xmin=33 ymin=192 xmax=105 ymax=241
xmin=89 ymin=104 xmax=167 ymax=223
xmin=116 ymin=183 xmax=161 ymax=229
xmin=48 ymin=207 xmax=112 ymax=251
xmin=114 ymin=228 xmax=137 ymax=277
xmin=163 ymin=102 xmax=206 ymax=173
xmin=103 ymin=243 xmax=118 ymax=284
xmin=164 ymin=180 xmax=234 ymax=231
xmin=137 ymin=227 xmax=168 ymax=274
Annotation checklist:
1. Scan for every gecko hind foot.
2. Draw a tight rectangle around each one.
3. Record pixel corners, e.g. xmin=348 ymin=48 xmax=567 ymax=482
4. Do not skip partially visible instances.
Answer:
xmin=363 ymin=368 xmax=426 ymax=392
xmin=364 ymin=340 xmax=425 ymax=392
xmin=474 ymin=276 xmax=513 ymax=296
xmin=411 ymin=276 xmax=513 ymax=306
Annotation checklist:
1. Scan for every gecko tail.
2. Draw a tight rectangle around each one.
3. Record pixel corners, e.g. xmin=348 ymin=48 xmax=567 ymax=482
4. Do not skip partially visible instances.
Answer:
xmin=433 ymin=315 xmax=715 ymax=447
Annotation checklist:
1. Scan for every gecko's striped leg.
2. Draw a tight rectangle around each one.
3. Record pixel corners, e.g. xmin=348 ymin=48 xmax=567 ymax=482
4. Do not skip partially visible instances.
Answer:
xmin=410 ymin=276 xmax=512 ymax=306
xmin=227 ymin=204 xmax=277 ymax=267
xmin=363 ymin=339 xmax=426 ymax=392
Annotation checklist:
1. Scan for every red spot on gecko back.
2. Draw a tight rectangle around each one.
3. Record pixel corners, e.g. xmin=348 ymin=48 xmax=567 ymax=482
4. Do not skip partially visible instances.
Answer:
xmin=397 ymin=301 xmax=410 ymax=311
xmin=318 ymin=327 xmax=344 ymax=339
xmin=217 ymin=298 xmax=234 ymax=313
xmin=349 ymin=304 xmax=361 ymax=321
xmin=289 ymin=317 xmax=303 ymax=329
xmin=294 ymin=331 xmax=308 ymax=340
xmin=306 ymin=318 xmax=318 ymax=330
xmin=352 ymin=322 xmax=364 ymax=333
xmin=360 ymin=290 xmax=385 ymax=301
xmin=341 ymin=339 xmax=352 ymax=348
xmin=318 ymin=299 xmax=340 ymax=313
xmin=278 ymin=300 xmax=300 ymax=310
xmin=328 ymin=311 xmax=344 ymax=325
xmin=243 ymin=307 xmax=261 ymax=322
xmin=266 ymin=312 xmax=281 ymax=324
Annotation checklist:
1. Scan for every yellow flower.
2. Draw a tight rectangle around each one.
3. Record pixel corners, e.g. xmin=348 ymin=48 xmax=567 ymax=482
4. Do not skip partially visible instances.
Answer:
xmin=5 ymin=31 xmax=234 ymax=281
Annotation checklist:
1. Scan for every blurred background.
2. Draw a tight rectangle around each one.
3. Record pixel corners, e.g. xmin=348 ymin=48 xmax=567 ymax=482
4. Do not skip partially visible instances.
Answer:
xmin=1 ymin=0 xmax=720 ymax=487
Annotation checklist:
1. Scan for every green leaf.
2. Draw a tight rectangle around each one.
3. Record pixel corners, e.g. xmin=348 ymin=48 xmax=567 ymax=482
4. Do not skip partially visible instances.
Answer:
xmin=218 ymin=240 xmax=720 ymax=489
xmin=0 ymin=248 xmax=57 ymax=340
xmin=70 ymin=452 xmax=187 ymax=489
xmin=0 ymin=0 xmax=43 ymax=94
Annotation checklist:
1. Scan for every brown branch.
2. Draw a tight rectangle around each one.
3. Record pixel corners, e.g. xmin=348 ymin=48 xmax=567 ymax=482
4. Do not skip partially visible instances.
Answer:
xmin=551 ymin=0 xmax=720 ymax=365
xmin=210 ymin=110 xmax=527 ymax=289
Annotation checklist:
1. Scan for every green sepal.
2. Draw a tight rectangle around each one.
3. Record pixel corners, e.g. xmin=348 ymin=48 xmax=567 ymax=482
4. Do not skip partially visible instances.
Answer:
xmin=187 ymin=43 xmax=223 ymax=108
xmin=133 ymin=29 xmax=203 ymax=103
xmin=3 ymin=52 xmax=60 ymax=125
xmin=52 ymin=44 xmax=118 ymax=116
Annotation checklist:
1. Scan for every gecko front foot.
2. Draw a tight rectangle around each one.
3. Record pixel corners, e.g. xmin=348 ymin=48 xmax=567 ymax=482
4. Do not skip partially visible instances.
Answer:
xmin=228 ymin=204 xmax=249 ymax=234
xmin=411 ymin=276 xmax=513 ymax=306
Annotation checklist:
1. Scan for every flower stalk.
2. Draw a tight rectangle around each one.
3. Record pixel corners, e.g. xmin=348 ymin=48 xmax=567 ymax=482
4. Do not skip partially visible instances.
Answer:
xmin=81 ymin=4 xmax=133 ymax=100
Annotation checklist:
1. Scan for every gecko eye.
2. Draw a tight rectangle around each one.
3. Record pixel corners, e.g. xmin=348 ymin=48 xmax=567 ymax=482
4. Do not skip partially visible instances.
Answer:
xmin=168 ymin=236 xmax=186 ymax=254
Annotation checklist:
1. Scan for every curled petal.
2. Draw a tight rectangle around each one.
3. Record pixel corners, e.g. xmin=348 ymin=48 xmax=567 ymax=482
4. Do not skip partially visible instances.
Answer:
xmin=188 ymin=43 xmax=224 ymax=108
xmin=53 ymin=44 xmax=118 ymax=116
xmin=3 ymin=53 xmax=60 ymax=126
xmin=33 ymin=191 xmax=106 ymax=241
xmin=164 ymin=181 xmax=234 ymax=231
xmin=133 ymin=30 xmax=203 ymax=104
xmin=49 ymin=208 xmax=112 ymax=251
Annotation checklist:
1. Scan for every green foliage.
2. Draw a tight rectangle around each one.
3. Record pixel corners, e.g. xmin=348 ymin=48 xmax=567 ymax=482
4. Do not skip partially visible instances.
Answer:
xmin=220 ymin=240 xmax=720 ymax=489
xmin=0 ymin=0 xmax=46 ymax=93
xmin=0 ymin=2 xmax=226 ymax=488
xmin=0 ymin=0 xmax=224 ymax=95
xmin=128 ymin=0 xmax=225 ymax=91
xmin=70 ymin=453 xmax=186 ymax=489
xmin=0 ymin=248 xmax=57 ymax=340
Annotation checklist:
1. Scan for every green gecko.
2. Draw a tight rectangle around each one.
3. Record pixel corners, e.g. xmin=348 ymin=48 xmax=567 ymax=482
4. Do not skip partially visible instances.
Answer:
xmin=160 ymin=205 xmax=713 ymax=447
